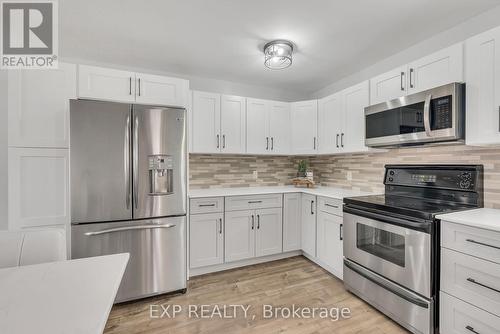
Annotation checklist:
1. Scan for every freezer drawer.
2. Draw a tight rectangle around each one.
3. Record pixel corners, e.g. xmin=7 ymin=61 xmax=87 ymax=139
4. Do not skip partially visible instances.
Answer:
xmin=71 ymin=216 xmax=186 ymax=302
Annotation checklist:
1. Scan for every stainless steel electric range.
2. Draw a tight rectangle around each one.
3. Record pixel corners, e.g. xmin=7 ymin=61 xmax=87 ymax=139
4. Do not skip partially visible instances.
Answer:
xmin=343 ymin=165 xmax=484 ymax=334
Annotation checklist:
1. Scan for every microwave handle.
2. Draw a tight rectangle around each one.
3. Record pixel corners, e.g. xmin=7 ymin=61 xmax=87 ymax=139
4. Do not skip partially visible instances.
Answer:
xmin=423 ymin=94 xmax=432 ymax=137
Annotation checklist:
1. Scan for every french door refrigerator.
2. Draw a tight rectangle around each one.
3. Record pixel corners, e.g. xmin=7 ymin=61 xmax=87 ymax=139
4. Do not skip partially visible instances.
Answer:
xmin=70 ymin=99 xmax=187 ymax=302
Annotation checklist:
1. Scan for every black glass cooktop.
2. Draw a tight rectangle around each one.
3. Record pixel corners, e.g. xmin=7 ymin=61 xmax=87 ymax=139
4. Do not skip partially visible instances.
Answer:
xmin=344 ymin=194 xmax=478 ymax=221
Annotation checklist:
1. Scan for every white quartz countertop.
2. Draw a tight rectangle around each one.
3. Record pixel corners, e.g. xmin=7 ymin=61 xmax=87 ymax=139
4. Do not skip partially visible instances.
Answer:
xmin=0 ymin=253 xmax=129 ymax=334
xmin=437 ymin=208 xmax=500 ymax=233
xmin=189 ymin=185 xmax=375 ymax=200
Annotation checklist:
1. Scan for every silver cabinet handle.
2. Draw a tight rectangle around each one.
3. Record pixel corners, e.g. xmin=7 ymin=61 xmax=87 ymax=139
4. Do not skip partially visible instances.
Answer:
xmin=271 ymin=137 xmax=274 ymax=151
xmin=138 ymin=78 xmax=141 ymax=96
xmin=400 ymin=71 xmax=405 ymax=91
xmin=133 ymin=113 xmax=139 ymax=209
xmin=341 ymin=133 xmax=344 ymax=147
xmin=340 ymin=224 xmax=343 ymax=241
xmin=467 ymin=277 xmax=500 ymax=294
xmin=199 ymin=204 xmax=215 ymax=207
xmin=257 ymin=214 xmax=260 ymax=229
xmin=325 ymin=203 xmax=338 ymax=208
xmin=216 ymin=134 xmax=220 ymax=149
xmin=219 ymin=218 xmax=223 ymax=234
xmin=336 ymin=134 xmax=339 ymax=148
xmin=313 ymin=137 xmax=317 ymax=150
xmin=466 ymin=325 xmax=480 ymax=334
xmin=466 ymin=238 xmax=500 ymax=250
xmin=129 ymin=77 xmax=132 ymax=95
xmin=222 ymin=134 xmax=226 ymax=149
xmin=423 ymin=94 xmax=432 ymax=137
xmin=248 ymin=200 xmax=262 ymax=204
xmin=409 ymin=68 xmax=414 ymax=88
xmin=124 ymin=111 xmax=131 ymax=209
xmin=85 ymin=223 xmax=176 ymax=236
xmin=266 ymin=137 xmax=269 ymax=150
xmin=251 ymin=215 xmax=254 ymax=229
xmin=311 ymin=200 xmax=314 ymax=215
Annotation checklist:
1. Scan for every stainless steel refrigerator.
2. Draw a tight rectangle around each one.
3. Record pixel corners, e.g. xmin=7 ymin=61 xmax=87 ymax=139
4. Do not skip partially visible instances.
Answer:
xmin=70 ymin=99 xmax=187 ymax=303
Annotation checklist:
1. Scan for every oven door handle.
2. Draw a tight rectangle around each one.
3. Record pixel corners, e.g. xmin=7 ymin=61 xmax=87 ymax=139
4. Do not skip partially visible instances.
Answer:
xmin=343 ymin=205 xmax=431 ymax=233
xmin=344 ymin=259 xmax=430 ymax=309
xmin=423 ymin=94 xmax=432 ymax=137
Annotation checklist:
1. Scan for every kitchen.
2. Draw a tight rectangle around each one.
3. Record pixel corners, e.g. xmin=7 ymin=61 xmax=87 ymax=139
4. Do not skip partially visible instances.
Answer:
xmin=2 ymin=1 xmax=500 ymax=334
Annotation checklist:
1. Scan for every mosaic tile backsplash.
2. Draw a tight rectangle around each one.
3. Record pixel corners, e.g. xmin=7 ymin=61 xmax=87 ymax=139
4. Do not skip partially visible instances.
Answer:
xmin=189 ymin=144 xmax=500 ymax=208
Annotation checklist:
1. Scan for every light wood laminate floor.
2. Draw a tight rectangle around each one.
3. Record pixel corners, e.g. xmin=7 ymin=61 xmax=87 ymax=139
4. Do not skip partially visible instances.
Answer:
xmin=104 ymin=256 xmax=408 ymax=334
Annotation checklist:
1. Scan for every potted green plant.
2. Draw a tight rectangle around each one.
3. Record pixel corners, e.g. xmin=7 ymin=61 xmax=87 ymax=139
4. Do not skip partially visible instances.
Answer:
xmin=297 ymin=160 xmax=308 ymax=178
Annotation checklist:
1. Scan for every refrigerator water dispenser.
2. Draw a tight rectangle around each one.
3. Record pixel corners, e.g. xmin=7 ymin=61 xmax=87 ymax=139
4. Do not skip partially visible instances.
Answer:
xmin=148 ymin=155 xmax=173 ymax=195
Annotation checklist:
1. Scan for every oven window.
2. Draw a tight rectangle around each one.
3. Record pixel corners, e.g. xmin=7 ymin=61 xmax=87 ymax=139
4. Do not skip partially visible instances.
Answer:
xmin=356 ymin=223 xmax=405 ymax=267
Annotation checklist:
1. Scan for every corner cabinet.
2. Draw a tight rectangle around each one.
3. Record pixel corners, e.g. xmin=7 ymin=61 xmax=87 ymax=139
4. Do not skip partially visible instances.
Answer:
xmin=190 ymin=91 xmax=246 ymax=154
xmin=465 ymin=26 xmax=500 ymax=146
xmin=283 ymin=193 xmax=301 ymax=252
xmin=301 ymin=193 xmax=317 ymax=257
xmin=78 ymin=65 xmax=189 ymax=107
xmin=291 ymin=100 xmax=318 ymax=154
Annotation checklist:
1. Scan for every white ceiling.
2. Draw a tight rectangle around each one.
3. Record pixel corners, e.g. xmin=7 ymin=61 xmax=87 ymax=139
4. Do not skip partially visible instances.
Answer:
xmin=60 ymin=0 xmax=500 ymax=95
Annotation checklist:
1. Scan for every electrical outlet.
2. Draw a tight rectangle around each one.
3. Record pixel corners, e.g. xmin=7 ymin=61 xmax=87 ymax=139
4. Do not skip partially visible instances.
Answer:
xmin=253 ymin=170 xmax=258 ymax=179
xmin=347 ymin=171 xmax=353 ymax=181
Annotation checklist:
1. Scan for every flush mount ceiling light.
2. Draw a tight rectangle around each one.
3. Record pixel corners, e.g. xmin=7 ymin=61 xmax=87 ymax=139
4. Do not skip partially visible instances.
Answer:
xmin=263 ymin=40 xmax=294 ymax=70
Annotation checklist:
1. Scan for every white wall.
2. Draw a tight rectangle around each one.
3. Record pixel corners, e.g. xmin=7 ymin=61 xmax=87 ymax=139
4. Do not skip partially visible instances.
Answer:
xmin=0 ymin=71 xmax=7 ymax=230
xmin=310 ymin=5 xmax=500 ymax=98
xmin=62 ymin=57 xmax=306 ymax=102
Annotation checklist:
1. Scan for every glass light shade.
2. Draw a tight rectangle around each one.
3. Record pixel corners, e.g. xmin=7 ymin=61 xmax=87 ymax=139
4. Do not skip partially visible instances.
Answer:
xmin=264 ymin=40 xmax=293 ymax=70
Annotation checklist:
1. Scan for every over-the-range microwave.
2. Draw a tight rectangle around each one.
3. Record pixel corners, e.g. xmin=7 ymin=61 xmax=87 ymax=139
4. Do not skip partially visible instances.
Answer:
xmin=364 ymin=82 xmax=465 ymax=147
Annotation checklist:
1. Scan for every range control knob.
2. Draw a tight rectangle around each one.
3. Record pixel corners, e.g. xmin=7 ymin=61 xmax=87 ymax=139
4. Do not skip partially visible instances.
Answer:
xmin=388 ymin=177 xmax=394 ymax=182
xmin=389 ymin=170 xmax=395 ymax=176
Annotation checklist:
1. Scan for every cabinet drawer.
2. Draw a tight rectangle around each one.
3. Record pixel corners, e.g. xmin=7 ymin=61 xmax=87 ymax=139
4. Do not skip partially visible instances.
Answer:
xmin=442 ymin=222 xmax=500 ymax=264
xmin=440 ymin=291 xmax=500 ymax=334
xmin=317 ymin=197 xmax=342 ymax=216
xmin=225 ymin=194 xmax=282 ymax=211
xmin=190 ymin=197 xmax=224 ymax=215
xmin=441 ymin=248 xmax=500 ymax=317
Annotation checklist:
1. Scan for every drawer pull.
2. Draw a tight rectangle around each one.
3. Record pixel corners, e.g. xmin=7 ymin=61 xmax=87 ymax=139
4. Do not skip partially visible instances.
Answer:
xmin=466 ymin=238 xmax=500 ymax=250
xmin=466 ymin=277 xmax=500 ymax=294
xmin=325 ymin=203 xmax=339 ymax=208
xmin=198 ymin=204 xmax=216 ymax=207
xmin=466 ymin=325 xmax=480 ymax=334
xmin=248 ymin=200 xmax=263 ymax=204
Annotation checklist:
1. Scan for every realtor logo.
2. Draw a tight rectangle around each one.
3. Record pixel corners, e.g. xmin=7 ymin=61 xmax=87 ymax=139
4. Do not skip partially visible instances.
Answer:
xmin=1 ymin=1 xmax=58 ymax=69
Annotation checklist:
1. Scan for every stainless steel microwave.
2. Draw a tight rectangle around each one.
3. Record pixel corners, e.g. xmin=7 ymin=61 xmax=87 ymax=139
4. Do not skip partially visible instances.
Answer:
xmin=364 ymin=82 xmax=465 ymax=147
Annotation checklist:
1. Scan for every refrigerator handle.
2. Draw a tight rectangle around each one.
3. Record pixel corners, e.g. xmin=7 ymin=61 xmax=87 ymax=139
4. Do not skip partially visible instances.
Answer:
xmin=84 ymin=223 xmax=177 ymax=236
xmin=133 ymin=112 xmax=139 ymax=209
xmin=125 ymin=112 xmax=131 ymax=209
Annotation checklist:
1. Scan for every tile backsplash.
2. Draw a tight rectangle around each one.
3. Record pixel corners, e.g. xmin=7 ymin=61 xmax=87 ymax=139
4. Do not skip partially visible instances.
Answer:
xmin=190 ymin=144 xmax=500 ymax=208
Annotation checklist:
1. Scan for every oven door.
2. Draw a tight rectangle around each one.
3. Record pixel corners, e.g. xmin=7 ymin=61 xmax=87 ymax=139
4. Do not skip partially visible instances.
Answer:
xmin=343 ymin=212 xmax=431 ymax=298
xmin=365 ymin=82 xmax=464 ymax=147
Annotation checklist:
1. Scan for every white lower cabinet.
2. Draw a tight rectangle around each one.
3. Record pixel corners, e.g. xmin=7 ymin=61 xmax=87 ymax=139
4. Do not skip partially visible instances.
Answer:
xmin=189 ymin=213 xmax=224 ymax=268
xmin=255 ymin=208 xmax=283 ymax=257
xmin=301 ymin=194 xmax=317 ymax=257
xmin=283 ymin=193 xmax=301 ymax=252
xmin=225 ymin=210 xmax=255 ymax=262
xmin=317 ymin=210 xmax=343 ymax=279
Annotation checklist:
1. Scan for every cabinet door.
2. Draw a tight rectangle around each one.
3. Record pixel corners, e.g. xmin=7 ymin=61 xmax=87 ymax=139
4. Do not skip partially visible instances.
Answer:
xmin=135 ymin=73 xmax=188 ymax=107
xmin=301 ymin=194 xmax=316 ymax=257
xmin=255 ymin=208 xmax=283 ymax=257
xmin=465 ymin=26 xmax=500 ymax=145
xmin=246 ymin=98 xmax=269 ymax=154
xmin=189 ymin=213 xmax=224 ymax=268
xmin=318 ymin=92 xmax=342 ymax=154
xmin=317 ymin=211 xmax=343 ymax=279
xmin=291 ymin=100 xmax=318 ymax=154
xmin=369 ymin=66 xmax=406 ymax=105
xmin=191 ymin=91 xmax=221 ymax=153
xmin=8 ymin=63 xmax=76 ymax=148
xmin=407 ymin=43 xmax=464 ymax=94
xmin=78 ymin=65 xmax=136 ymax=103
xmin=8 ymin=148 xmax=69 ymax=229
xmin=220 ymin=95 xmax=246 ymax=154
xmin=269 ymin=101 xmax=291 ymax=154
xmin=283 ymin=193 xmax=301 ymax=252
xmin=342 ymin=81 xmax=369 ymax=153
xmin=225 ymin=210 xmax=255 ymax=262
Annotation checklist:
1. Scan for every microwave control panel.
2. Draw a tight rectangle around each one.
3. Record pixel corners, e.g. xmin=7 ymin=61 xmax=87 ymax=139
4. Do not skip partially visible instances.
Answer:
xmin=431 ymin=95 xmax=452 ymax=130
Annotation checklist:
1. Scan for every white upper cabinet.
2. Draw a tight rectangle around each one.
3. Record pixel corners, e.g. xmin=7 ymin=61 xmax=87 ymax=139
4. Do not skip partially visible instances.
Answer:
xmin=191 ymin=91 xmax=221 ymax=153
xmin=220 ymin=95 xmax=246 ymax=154
xmin=291 ymin=100 xmax=318 ymax=154
xmin=465 ymin=26 xmax=500 ymax=146
xmin=246 ymin=99 xmax=290 ymax=155
xmin=246 ymin=98 xmax=269 ymax=154
xmin=342 ymin=80 xmax=370 ymax=153
xmin=407 ymin=43 xmax=463 ymax=95
xmin=318 ymin=92 xmax=343 ymax=153
xmin=8 ymin=62 xmax=76 ymax=148
xmin=135 ymin=73 xmax=188 ymax=107
xmin=78 ymin=65 xmax=136 ymax=103
xmin=78 ymin=65 xmax=188 ymax=107
xmin=369 ymin=66 xmax=407 ymax=105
